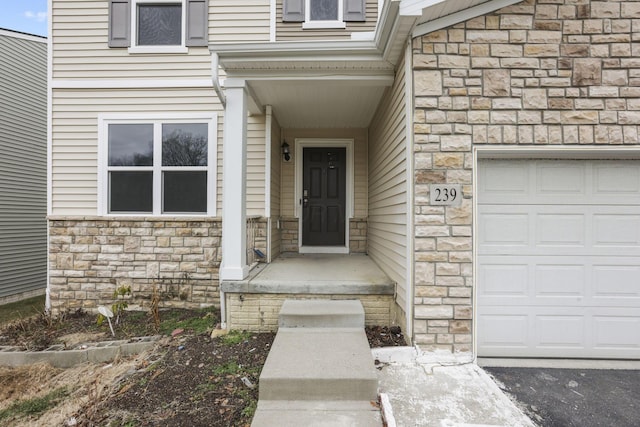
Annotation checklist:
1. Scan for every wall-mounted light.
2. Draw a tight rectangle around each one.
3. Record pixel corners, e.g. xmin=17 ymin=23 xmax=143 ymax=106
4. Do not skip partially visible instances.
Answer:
xmin=282 ymin=142 xmax=291 ymax=162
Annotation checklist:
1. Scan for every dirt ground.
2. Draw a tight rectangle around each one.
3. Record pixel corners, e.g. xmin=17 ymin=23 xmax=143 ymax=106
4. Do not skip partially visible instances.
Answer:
xmin=0 ymin=309 xmax=406 ymax=426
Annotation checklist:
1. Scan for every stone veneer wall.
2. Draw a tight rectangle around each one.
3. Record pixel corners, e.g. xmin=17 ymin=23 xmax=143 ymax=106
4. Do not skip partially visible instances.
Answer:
xmin=278 ymin=217 xmax=368 ymax=253
xmin=412 ymin=0 xmax=640 ymax=351
xmin=48 ymin=217 xmax=222 ymax=315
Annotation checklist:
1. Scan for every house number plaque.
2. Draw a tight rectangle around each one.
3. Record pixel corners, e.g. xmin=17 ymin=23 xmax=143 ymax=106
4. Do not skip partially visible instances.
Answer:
xmin=430 ymin=184 xmax=462 ymax=206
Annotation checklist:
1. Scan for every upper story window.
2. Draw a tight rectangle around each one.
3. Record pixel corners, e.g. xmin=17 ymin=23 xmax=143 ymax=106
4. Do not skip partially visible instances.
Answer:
xmin=108 ymin=0 xmax=208 ymax=53
xmin=137 ymin=2 xmax=183 ymax=47
xmin=283 ymin=0 xmax=365 ymax=29
xmin=98 ymin=114 xmax=217 ymax=216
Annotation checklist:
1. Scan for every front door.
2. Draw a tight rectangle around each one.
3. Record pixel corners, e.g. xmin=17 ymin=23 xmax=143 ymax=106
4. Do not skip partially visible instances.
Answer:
xmin=302 ymin=147 xmax=346 ymax=246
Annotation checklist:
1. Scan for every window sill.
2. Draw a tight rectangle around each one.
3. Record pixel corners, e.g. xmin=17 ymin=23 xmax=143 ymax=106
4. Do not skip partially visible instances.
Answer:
xmin=302 ymin=21 xmax=347 ymax=30
xmin=128 ymin=46 xmax=189 ymax=54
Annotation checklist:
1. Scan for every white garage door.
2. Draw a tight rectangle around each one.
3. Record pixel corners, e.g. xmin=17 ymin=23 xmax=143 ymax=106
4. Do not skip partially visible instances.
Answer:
xmin=477 ymin=159 xmax=640 ymax=359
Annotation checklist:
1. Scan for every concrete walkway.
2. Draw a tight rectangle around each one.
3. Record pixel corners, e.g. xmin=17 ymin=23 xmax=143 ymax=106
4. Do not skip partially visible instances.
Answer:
xmin=252 ymin=300 xmax=382 ymax=426
xmin=374 ymin=348 xmax=535 ymax=427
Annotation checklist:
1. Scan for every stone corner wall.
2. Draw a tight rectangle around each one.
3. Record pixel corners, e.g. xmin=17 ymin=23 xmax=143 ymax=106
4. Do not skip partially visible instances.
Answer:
xmin=48 ymin=217 xmax=222 ymax=315
xmin=278 ymin=217 xmax=369 ymax=253
xmin=412 ymin=0 xmax=640 ymax=352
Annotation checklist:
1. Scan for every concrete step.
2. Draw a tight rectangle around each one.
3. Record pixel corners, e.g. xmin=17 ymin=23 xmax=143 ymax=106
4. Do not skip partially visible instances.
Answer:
xmin=278 ymin=299 xmax=365 ymax=328
xmin=252 ymin=400 xmax=382 ymax=427
xmin=258 ymin=327 xmax=378 ymax=402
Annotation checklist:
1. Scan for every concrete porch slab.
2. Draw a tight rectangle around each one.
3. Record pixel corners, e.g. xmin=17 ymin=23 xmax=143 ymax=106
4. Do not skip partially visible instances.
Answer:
xmin=221 ymin=254 xmax=395 ymax=295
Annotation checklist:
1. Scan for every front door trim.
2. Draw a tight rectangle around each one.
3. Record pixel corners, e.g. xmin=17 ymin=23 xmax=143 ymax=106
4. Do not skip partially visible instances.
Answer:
xmin=295 ymin=138 xmax=354 ymax=254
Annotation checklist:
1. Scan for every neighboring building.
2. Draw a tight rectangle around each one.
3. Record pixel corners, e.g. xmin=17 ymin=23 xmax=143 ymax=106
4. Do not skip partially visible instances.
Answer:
xmin=49 ymin=0 xmax=640 ymax=360
xmin=0 ymin=29 xmax=47 ymax=304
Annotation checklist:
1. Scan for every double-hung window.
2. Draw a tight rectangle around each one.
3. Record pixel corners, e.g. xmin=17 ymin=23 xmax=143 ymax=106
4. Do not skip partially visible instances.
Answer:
xmin=282 ymin=0 xmax=365 ymax=28
xmin=307 ymin=0 xmax=344 ymax=29
xmin=136 ymin=0 xmax=184 ymax=47
xmin=108 ymin=0 xmax=208 ymax=51
xmin=99 ymin=115 xmax=216 ymax=216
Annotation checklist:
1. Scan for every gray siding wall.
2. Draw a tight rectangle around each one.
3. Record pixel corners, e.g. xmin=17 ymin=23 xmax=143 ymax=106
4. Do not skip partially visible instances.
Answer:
xmin=0 ymin=31 xmax=48 ymax=301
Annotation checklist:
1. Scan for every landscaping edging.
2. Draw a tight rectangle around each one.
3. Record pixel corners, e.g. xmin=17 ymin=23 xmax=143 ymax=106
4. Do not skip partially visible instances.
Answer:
xmin=0 ymin=336 xmax=161 ymax=368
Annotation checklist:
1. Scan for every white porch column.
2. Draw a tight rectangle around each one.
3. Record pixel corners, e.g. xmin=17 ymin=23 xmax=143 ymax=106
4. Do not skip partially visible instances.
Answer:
xmin=220 ymin=79 xmax=249 ymax=281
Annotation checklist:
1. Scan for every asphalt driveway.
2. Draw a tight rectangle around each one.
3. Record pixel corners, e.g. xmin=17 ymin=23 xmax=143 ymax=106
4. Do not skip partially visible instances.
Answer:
xmin=485 ymin=367 xmax=640 ymax=427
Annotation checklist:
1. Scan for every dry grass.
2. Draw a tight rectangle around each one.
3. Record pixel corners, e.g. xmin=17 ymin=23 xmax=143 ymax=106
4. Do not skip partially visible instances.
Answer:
xmin=0 ymin=347 xmax=160 ymax=426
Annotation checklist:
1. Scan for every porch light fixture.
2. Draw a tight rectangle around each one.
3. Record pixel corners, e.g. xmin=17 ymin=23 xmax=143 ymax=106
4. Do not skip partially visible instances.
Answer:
xmin=282 ymin=142 xmax=291 ymax=162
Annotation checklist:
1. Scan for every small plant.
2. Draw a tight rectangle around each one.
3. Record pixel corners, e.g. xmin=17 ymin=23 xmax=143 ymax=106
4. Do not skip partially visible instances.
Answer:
xmin=212 ymin=361 xmax=241 ymax=376
xmin=220 ymin=330 xmax=251 ymax=346
xmin=97 ymin=285 xmax=132 ymax=335
xmin=111 ymin=285 xmax=132 ymax=325
xmin=150 ymin=286 xmax=161 ymax=332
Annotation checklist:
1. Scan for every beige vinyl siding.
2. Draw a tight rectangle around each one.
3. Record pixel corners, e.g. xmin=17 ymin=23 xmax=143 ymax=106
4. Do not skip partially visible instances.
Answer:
xmin=368 ymin=53 xmax=408 ymax=313
xmin=276 ymin=0 xmax=378 ymax=41
xmin=52 ymin=1 xmax=211 ymax=80
xmin=280 ymin=128 xmax=367 ymax=218
xmin=0 ymin=32 xmax=47 ymax=299
xmin=269 ymin=115 xmax=282 ymax=260
xmin=247 ymin=117 xmax=266 ymax=216
xmin=51 ymin=88 xmax=222 ymax=216
xmin=210 ymin=0 xmax=271 ymax=43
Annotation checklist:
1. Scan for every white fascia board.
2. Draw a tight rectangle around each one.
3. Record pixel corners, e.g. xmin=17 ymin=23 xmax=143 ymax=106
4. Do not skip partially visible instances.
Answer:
xmin=213 ymin=40 xmax=382 ymax=60
xmin=413 ymin=0 xmax=523 ymax=38
xmin=0 ymin=28 xmax=47 ymax=43
xmin=400 ymin=0 xmax=447 ymax=16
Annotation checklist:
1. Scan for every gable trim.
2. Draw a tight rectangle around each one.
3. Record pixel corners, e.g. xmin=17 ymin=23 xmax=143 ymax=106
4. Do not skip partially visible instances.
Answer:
xmin=412 ymin=0 xmax=523 ymax=38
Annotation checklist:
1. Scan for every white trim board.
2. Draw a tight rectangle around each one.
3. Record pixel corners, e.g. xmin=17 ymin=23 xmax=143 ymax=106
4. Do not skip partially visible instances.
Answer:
xmin=51 ymin=79 xmax=214 ymax=89
xmin=294 ymin=138 xmax=354 ymax=254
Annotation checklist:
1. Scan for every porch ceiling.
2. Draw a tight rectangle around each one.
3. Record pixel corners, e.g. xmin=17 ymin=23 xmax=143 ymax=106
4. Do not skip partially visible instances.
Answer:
xmin=247 ymin=78 xmax=391 ymax=128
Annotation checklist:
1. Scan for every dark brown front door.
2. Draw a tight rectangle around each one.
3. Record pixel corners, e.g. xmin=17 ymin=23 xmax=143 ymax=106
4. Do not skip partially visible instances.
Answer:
xmin=302 ymin=147 xmax=346 ymax=246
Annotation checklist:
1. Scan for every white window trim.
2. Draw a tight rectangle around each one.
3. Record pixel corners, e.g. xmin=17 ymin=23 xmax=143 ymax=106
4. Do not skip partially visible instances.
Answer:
xmin=128 ymin=0 xmax=188 ymax=54
xmin=302 ymin=0 xmax=346 ymax=30
xmin=97 ymin=113 xmax=217 ymax=217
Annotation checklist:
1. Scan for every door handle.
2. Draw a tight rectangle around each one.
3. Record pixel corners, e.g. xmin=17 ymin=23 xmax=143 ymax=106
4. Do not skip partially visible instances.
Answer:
xmin=303 ymin=198 xmax=309 ymax=207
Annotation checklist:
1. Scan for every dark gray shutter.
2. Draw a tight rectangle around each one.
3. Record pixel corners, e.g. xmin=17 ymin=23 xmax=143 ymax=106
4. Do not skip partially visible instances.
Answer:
xmin=186 ymin=0 xmax=208 ymax=46
xmin=108 ymin=0 xmax=131 ymax=47
xmin=343 ymin=0 xmax=366 ymax=22
xmin=283 ymin=0 xmax=305 ymax=22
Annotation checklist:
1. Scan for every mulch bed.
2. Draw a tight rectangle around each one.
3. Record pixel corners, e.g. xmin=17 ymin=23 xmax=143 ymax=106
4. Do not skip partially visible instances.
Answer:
xmin=0 ymin=309 xmax=407 ymax=426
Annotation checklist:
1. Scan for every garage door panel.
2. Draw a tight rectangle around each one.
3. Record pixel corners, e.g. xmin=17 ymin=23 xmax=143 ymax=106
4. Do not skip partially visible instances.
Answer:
xmin=593 ymin=316 xmax=640 ymax=349
xmin=594 ymin=163 xmax=640 ymax=196
xmin=537 ymin=213 xmax=585 ymax=246
xmin=479 ymin=212 xmax=529 ymax=246
xmin=479 ymin=159 xmax=640 ymax=359
xmin=593 ymin=214 xmax=640 ymax=246
xmin=537 ymin=162 xmax=586 ymax=196
xmin=477 ymin=314 xmax=529 ymax=349
xmin=479 ymin=264 xmax=528 ymax=296
xmin=593 ymin=264 xmax=640 ymax=297
xmin=535 ymin=265 xmax=585 ymax=297
xmin=536 ymin=315 xmax=585 ymax=348
xmin=480 ymin=256 xmax=640 ymax=307
xmin=479 ymin=307 xmax=640 ymax=358
xmin=479 ymin=160 xmax=640 ymax=205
